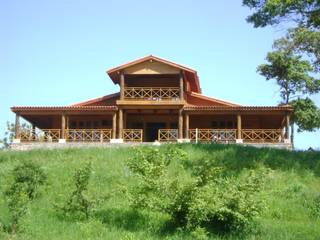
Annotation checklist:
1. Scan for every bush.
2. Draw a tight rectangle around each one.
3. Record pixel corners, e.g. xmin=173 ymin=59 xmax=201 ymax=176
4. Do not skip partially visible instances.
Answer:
xmin=309 ymin=195 xmax=320 ymax=218
xmin=187 ymin=170 xmax=266 ymax=233
xmin=126 ymin=147 xmax=266 ymax=235
xmin=3 ymin=161 xmax=46 ymax=233
xmin=57 ymin=162 xmax=95 ymax=219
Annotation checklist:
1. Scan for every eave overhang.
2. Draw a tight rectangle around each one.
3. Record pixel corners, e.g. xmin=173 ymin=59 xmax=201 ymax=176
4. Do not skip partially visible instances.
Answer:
xmin=11 ymin=106 xmax=118 ymax=115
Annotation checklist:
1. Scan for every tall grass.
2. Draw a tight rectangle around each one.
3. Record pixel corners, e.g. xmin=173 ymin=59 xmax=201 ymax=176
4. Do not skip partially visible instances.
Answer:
xmin=0 ymin=144 xmax=319 ymax=239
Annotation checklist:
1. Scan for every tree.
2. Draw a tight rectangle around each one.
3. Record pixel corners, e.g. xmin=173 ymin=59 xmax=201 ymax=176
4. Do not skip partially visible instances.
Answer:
xmin=258 ymin=50 xmax=318 ymax=104
xmin=243 ymin=0 xmax=320 ymax=71
xmin=258 ymin=48 xmax=320 ymax=145
xmin=243 ymin=0 xmax=320 ymax=146
xmin=2 ymin=121 xmax=31 ymax=148
xmin=243 ymin=0 xmax=320 ymax=29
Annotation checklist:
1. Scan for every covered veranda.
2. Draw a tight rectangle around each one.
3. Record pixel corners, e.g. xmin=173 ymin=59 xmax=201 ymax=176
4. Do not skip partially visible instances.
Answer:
xmin=11 ymin=105 xmax=292 ymax=144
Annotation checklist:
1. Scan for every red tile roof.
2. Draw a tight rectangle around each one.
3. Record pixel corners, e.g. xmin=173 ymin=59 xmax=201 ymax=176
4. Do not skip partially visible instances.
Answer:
xmin=11 ymin=106 xmax=117 ymax=112
xmin=72 ymin=92 xmax=120 ymax=106
xmin=184 ymin=105 xmax=293 ymax=111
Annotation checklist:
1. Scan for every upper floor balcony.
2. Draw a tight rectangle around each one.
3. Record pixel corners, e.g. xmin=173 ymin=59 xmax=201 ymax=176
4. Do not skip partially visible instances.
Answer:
xmin=123 ymin=87 xmax=180 ymax=101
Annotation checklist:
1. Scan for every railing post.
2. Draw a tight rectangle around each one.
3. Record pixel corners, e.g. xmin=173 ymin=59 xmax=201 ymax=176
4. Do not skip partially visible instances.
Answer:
xmin=236 ymin=114 xmax=243 ymax=144
xmin=100 ymin=130 xmax=103 ymax=143
xmin=195 ymin=128 xmax=198 ymax=144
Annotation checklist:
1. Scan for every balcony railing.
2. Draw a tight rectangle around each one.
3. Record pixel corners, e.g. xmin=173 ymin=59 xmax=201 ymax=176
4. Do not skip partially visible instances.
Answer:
xmin=242 ymin=129 xmax=282 ymax=143
xmin=189 ymin=129 xmax=237 ymax=143
xmin=158 ymin=129 xmax=178 ymax=142
xmin=123 ymin=129 xmax=143 ymax=142
xmin=20 ymin=129 xmax=61 ymax=142
xmin=66 ymin=129 xmax=112 ymax=142
xmin=124 ymin=87 xmax=180 ymax=100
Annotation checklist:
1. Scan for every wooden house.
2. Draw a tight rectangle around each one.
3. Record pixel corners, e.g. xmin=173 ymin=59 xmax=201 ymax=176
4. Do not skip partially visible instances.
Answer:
xmin=11 ymin=55 xmax=293 ymax=147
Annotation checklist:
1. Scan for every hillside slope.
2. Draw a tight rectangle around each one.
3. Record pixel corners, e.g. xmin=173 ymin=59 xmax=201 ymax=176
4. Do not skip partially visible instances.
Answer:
xmin=0 ymin=144 xmax=320 ymax=240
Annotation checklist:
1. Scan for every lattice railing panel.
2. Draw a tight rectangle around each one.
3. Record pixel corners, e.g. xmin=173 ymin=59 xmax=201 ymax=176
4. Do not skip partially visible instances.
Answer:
xmin=123 ymin=129 xmax=143 ymax=142
xmin=20 ymin=129 xmax=60 ymax=142
xmin=158 ymin=129 xmax=178 ymax=142
xmin=66 ymin=129 xmax=112 ymax=142
xmin=124 ymin=87 xmax=180 ymax=100
xmin=242 ymin=129 xmax=282 ymax=143
xmin=189 ymin=129 xmax=236 ymax=143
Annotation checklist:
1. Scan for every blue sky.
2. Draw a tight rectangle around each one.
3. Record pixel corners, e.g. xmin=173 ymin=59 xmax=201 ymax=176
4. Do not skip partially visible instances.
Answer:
xmin=1 ymin=0 xmax=319 ymax=149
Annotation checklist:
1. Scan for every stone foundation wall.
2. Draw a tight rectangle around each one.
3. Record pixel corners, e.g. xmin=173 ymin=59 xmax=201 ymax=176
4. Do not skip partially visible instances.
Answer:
xmin=10 ymin=141 xmax=292 ymax=151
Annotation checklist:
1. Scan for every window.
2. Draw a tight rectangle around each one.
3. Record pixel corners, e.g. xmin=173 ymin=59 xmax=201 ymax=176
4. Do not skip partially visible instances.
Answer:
xmin=102 ymin=120 xmax=112 ymax=127
xmin=220 ymin=121 xmax=226 ymax=128
xmin=93 ymin=121 xmax=100 ymax=128
xmin=70 ymin=121 xmax=77 ymax=128
xmin=211 ymin=121 xmax=218 ymax=128
xmin=79 ymin=121 xmax=84 ymax=128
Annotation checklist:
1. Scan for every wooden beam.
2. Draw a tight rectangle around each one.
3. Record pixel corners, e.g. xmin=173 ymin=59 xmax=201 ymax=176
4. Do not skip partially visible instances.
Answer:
xmin=237 ymin=114 xmax=242 ymax=139
xmin=118 ymin=109 xmax=123 ymax=138
xmin=120 ymin=72 xmax=124 ymax=100
xmin=112 ymin=112 xmax=117 ymax=139
xmin=178 ymin=109 xmax=183 ymax=139
xmin=61 ymin=114 xmax=66 ymax=139
xmin=285 ymin=113 xmax=290 ymax=139
xmin=184 ymin=113 xmax=189 ymax=139
xmin=179 ymin=70 xmax=184 ymax=100
xmin=15 ymin=114 xmax=20 ymax=138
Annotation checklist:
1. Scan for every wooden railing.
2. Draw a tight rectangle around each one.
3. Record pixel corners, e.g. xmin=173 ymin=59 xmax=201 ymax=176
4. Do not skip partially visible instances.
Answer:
xmin=189 ymin=129 xmax=236 ymax=143
xmin=123 ymin=129 xmax=143 ymax=142
xmin=124 ymin=87 xmax=180 ymax=100
xmin=242 ymin=129 xmax=282 ymax=143
xmin=20 ymin=129 xmax=61 ymax=142
xmin=158 ymin=129 xmax=178 ymax=142
xmin=66 ymin=129 xmax=112 ymax=142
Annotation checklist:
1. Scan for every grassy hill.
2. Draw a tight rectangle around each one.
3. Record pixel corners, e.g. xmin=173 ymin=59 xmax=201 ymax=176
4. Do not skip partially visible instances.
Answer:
xmin=0 ymin=144 xmax=320 ymax=240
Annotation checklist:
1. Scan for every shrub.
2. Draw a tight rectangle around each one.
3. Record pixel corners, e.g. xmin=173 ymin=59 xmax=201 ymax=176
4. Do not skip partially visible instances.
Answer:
xmin=126 ymin=147 xmax=266 ymax=235
xmin=7 ymin=162 xmax=47 ymax=200
xmin=4 ymin=161 xmax=46 ymax=233
xmin=309 ymin=194 xmax=320 ymax=218
xmin=187 ymin=170 xmax=266 ymax=233
xmin=58 ymin=162 xmax=95 ymax=219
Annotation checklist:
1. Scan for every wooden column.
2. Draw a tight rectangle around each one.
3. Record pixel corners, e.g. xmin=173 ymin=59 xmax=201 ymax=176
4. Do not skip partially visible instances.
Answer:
xmin=15 ymin=113 xmax=20 ymax=139
xmin=179 ymin=71 xmax=184 ymax=100
xmin=112 ymin=112 xmax=117 ymax=139
xmin=118 ymin=109 xmax=123 ymax=139
xmin=61 ymin=114 xmax=66 ymax=139
xmin=66 ymin=116 xmax=69 ymax=130
xmin=120 ymin=72 xmax=125 ymax=100
xmin=237 ymin=114 xmax=242 ymax=139
xmin=178 ymin=109 xmax=183 ymax=139
xmin=184 ymin=113 xmax=189 ymax=139
xmin=285 ymin=113 xmax=290 ymax=139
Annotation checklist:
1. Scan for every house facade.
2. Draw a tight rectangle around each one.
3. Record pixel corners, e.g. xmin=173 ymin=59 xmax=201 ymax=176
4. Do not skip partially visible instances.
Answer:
xmin=11 ymin=55 xmax=293 ymax=148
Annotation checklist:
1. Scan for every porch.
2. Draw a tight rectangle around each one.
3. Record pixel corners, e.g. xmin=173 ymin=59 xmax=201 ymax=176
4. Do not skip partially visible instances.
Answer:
xmin=11 ymin=106 xmax=292 ymax=146
xmin=16 ymin=128 xmax=285 ymax=144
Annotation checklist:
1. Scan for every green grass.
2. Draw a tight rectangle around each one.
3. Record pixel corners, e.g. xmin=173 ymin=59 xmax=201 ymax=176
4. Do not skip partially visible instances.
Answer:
xmin=0 ymin=144 xmax=320 ymax=240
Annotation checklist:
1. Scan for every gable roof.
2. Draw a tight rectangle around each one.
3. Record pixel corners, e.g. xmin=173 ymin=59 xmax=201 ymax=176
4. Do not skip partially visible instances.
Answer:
xmin=107 ymin=55 xmax=201 ymax=93
xmin=185 ymin=91 xmax=240 ymax=107
xmin=72 ymin=92 xmax=120 ymax=106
